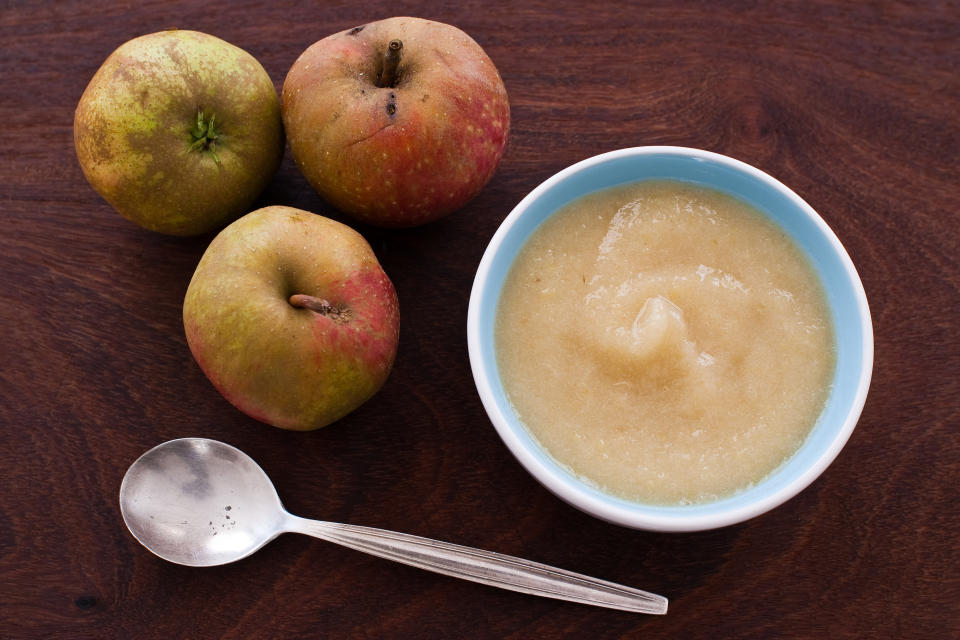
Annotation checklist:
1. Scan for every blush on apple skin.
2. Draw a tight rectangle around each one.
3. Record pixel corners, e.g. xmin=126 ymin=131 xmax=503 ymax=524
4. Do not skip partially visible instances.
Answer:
xmin=183 ymin=206 xmax=400 ymax=431
xmin=281 ymin=16 xmax=511 ymax=228
xmin=307 ymin=269 xmax=400 ymax=378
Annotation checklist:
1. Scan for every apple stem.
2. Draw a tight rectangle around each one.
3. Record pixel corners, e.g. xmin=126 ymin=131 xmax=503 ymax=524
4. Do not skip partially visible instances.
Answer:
xmin=378 ymin=39 xmax=403 ymax=88
xmin=289 ymin=294 xmax=352 ymax=323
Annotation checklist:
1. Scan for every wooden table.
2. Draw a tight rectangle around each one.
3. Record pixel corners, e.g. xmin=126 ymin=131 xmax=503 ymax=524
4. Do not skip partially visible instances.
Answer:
xmin=2 ymin=2 xmax=957 ymax=637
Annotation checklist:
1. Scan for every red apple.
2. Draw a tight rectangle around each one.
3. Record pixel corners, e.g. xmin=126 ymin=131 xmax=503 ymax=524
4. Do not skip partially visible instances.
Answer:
xmin=281 ymin=17 xmax=510 ymax=227
xmin=183 ymin=206 xmax=399 ymax=430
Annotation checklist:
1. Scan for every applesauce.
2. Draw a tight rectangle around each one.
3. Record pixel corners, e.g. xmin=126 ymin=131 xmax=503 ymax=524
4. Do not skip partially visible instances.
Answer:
xmin=495 ymin=180 xmax=835 ymax=505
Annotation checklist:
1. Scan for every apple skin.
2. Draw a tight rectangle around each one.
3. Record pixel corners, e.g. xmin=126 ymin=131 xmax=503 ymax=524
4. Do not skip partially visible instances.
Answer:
xmin=74 ymin=30 xmax=284 ymax=236
xmin=183 ymin=206 xmax=400 ymax=430
xmin=281 ymin=17 xmax=510 ymax=227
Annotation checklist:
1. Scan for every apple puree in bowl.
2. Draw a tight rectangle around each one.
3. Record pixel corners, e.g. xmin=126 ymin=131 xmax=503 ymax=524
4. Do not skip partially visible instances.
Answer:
xmin=495 ymin=181 xmax=835 ymax=505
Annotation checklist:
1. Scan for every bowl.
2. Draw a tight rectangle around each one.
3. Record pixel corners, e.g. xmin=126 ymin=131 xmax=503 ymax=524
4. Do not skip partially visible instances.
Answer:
xmin=467 ymin=146 xmax=873 ymax=532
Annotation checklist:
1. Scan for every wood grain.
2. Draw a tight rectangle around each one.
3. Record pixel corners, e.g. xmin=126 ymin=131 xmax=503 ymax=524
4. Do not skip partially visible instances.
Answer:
xmin=1 ymin=1 xmax=958 ymax=638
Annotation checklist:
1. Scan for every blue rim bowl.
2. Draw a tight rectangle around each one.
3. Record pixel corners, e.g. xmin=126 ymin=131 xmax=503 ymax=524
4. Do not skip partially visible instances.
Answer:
xmin=467 ymin=146 xmax=873 ymax=532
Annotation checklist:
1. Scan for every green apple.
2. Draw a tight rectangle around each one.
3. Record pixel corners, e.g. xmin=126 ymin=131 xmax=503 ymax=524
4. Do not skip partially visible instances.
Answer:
xmin=74 ymin=29 xmax=284 ymax=235
xmin=183 ymin=206 xmax=400 ymax=430
xmin=281 ymin=17 xmax=510 ymax=227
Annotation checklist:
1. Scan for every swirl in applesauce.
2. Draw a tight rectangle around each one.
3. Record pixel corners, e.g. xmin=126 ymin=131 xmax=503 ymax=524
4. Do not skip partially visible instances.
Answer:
xmin=495 ymin=181 xmax=835 ymax=505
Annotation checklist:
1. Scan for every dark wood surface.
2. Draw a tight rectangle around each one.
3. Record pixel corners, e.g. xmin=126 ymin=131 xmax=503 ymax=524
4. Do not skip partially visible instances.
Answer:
xmin=2 ymin=1 xmax=958 ymax=638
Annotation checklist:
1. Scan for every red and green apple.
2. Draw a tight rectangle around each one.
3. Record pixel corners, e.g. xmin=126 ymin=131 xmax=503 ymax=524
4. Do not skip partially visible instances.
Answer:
xmin=183 ymin=206 xmax=400 ymax=430
xmin=281 ymin=17 xmax=510 ymax=227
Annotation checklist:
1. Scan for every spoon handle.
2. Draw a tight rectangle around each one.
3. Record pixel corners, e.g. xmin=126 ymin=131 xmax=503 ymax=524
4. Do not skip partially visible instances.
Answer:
xmin=285 ymin=516 xmax=667 ymax=614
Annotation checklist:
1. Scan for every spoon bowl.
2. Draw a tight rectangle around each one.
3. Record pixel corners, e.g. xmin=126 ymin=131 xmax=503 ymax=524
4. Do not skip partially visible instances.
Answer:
xmin=120 ymin=438 xmax=285 ymax=567
xmin=120 ymin=438 xmax=668 ymax=614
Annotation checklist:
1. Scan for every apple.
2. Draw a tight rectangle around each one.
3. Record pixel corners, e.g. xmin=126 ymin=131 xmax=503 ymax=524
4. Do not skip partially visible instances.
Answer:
xmin=183 ymin=206 xmax=400 ymax=430
xmin=74 ymin=29 xmax=284 ymax=236
xmin=281 ymin=17 xmax=510 ymax=227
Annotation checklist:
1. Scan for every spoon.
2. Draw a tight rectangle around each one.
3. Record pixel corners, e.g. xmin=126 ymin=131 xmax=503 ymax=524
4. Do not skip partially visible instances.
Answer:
xmin=119 ymin=438 xmax=667 ymax=614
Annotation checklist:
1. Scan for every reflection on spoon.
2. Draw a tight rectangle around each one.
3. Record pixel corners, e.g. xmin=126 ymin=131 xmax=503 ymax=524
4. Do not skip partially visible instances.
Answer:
xmin=119 ymin=438 xmax=668 ymax=614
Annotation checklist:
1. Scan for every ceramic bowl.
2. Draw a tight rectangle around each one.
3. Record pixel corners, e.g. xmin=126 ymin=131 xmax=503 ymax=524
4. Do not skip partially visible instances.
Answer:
xmin=467 ymin=146 xmax=873 ymax=532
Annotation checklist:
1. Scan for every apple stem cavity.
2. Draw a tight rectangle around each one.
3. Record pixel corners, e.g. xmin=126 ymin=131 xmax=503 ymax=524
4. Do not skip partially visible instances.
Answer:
xmin=377 ymin=39 xmax=403 ymax=88
xmin=288 ymin=294 xmax=352 ymax=323
xmin=188 ymin=107 xmax=222 ymax=164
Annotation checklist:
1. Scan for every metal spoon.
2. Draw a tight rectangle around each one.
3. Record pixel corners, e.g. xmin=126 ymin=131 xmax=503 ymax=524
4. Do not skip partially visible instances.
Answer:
xmin=119 ymin=438 xmax=667 ymax=614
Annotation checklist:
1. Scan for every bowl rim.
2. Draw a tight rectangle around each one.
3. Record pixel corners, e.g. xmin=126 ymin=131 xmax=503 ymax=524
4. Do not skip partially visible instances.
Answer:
xmin=466 ymin=145 xmax=874 ymax=532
